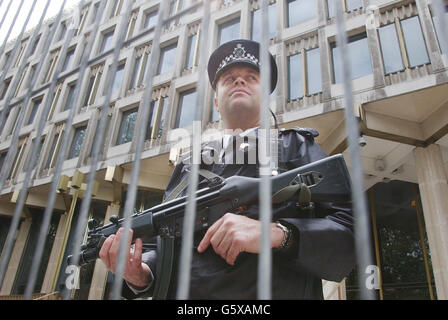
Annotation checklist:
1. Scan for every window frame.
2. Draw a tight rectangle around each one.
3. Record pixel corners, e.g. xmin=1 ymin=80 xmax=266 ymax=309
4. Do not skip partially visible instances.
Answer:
xmin=67 ymin=125 xmax=88 ymax=160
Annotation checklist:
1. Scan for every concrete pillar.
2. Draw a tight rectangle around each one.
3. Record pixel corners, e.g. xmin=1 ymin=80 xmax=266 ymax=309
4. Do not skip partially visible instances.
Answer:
xmin=87 ymin=203 xmax=120 ymax=300
xmin=0 ymin=219 xmax=32 ymax=295
xmin=413 ymin=144 xmax=448 ymax=300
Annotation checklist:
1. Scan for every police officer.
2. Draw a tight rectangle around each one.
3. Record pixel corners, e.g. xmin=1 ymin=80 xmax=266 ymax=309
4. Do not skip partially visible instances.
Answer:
xmin=99 ymin=39 xmax=355 ymax=299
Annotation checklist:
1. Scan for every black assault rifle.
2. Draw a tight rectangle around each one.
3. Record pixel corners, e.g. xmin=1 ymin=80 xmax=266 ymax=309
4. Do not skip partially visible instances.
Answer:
xmin=67 ymin=154 xmax=351 ymax=299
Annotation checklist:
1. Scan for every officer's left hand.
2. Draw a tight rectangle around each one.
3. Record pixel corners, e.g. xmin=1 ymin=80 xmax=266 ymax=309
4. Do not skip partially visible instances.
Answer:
xmin=197 ymin=213 xmax=284 ymax=265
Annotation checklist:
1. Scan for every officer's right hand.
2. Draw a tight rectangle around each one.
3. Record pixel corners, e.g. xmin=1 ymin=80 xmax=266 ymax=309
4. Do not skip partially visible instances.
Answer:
xmin=99 ymin=227 xmax=152 ymax=288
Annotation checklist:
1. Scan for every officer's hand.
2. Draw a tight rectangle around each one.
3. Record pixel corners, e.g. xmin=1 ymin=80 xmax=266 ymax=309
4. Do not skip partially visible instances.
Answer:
xmin=197 ymin=213 xmax=284 ymax=265
xmin=99 ymin=227 xmax=152 ymax=288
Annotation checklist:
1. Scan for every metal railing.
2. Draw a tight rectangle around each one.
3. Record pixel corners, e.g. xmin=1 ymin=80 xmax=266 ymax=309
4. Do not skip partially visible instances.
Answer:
xmin=0 ymin=0 xmax=446 ymax=300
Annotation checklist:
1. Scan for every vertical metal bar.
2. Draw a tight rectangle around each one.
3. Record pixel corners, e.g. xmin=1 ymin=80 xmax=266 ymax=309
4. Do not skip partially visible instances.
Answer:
xmin=16 ymin=0 xmax=70 ymax=300
xmin=0 ymin=0 xmax=13 ymax=34
xmin=334 ymin=1 xmax=375 ymax=300
xmin=0 ymin=0 xmax=46 ymax=289
xmin=395 ymin=17 xmax=410 ymax=69
xmin=176 ymin=0 xmax=210 ymax=300
xmin=257 ymin=0 xmax=272 ymax=300
xmin=432 ymin=0 xmax=448 ymax=53
xmin=412 ymin=185 xmax=435 ymax=300
xmin=369 ymin=189 xmax=384 ymax=300
xmin=39 ymin=0 xmax=106 ymax=299
xmin=64 ymin=0 xmax=135 ymax=301
xmin=0 ymin=0 xmax=52 ymax=192
xmin=0 ymin=0 xmax=26 ymax=139
xmin=0 ymin=1 xmax=37 ymax=181
xmin=8 ymin=0 xmax=101 ymax=300
xmin=110 ymin=0 xmax=169 ymax=300
xmin=0 ymin=0 xmax=24 ymax=59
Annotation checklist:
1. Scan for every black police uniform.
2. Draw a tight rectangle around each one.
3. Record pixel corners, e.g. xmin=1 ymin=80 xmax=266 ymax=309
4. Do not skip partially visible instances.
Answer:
xmin=122 ymin=127 xmax=355 ymax=299
xmin=122 ymin=39 xmax=354 ymax=299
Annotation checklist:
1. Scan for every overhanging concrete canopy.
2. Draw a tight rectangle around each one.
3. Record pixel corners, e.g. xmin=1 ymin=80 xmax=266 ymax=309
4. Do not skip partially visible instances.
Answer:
xmin=360 ymin=83 xmax=448 ymax=147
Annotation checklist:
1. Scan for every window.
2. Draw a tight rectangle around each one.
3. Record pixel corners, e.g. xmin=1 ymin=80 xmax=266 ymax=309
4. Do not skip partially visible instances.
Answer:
xmin=129 ymin=45 xmax=150 ymax=89
xmin=83 ymin=76 xmax=96 ymax=107
xmin=327 ymin=0 xmax=363 ymax=18
xmin=0 ymin=108 xmax=12 ymax=133
xmin=43 ymin=50 xmax=60 ymax=84
xmin=63 ymin=84 xmax=76 ymax=111
xmin=82 ymin=66 xmax=103 ymax=107
xmin=0 ymin=78 xmax=11 ymax=100
xmin=144 ymin=9 xmax=158 ymax=30
xmin=14 ymin=64 xmax=29 ymax=97
xmin=62 ymin=47 xmax=76 ymax=72
xmin=126 ymin=11 xmax=139 ymax=40
xmin=116 ymin=107 xmax=138 ymax=145
xmin=2 ymin=51 xmax=12 ymax=70
xmin=331 ymin=32 xmax=372 ymax=83
xmin=30 ymin=35 xmax=40 ymax=55
xmin=287 ymin=0 xmax=317 ymax=27
xmin=176 ymin=89 xmax=197 ymax=128
xmin=378 ymin=16 xmax=429 ymax=74
xmin=0 ymin=151 xmax=6 ymax=173
xmin=146 ymin=96 xmax=167 ymax=140
xmin=157 ymin=43 xmax=177 ymax=75
xmin=14 ymin=41 xmax=27 ymax=68
xmin=99 ymin=30 xmax=114 ymax=54
xmin=130 ymin=56 xmax=143 ymax=90
xmin=110 ymin=62 xmax=125 ymax=95
xmin=8 ymin=139 xmax=27 ymax=180
xmin=288 ymin=47 xmax=322 ymax=100
xmin=78 ymin=36 xmax=89 ymax=64
xmin=68 ymin=126 xmax=87 ymax=159
xmin=45 ymin=132 xmax=61 ymax=169
xmin=47 ymin=85 xmax=61 ymax=120
xmin=218 ymin=18 xmax=240 ymax=46
xmin=168 ymin=0 xmax=185 ymax=28
xmin=401 ymin=17 xmax=430 ymax=67
xmin=58 ymin=22 xmax=67 ymax=41
xmin=251 ymin=2 xmax=277 ymax=42
xmin=24 ymin=136 xmax=45 ymax=172
xmin=378 ymin=24 xmax=404 ymax=74
xmin=185 ymin=33 xmax=198 ymax=70
xmin=35 ymin=136 xmax=45 ymax=166
xmin=27 ymin=65 xmax=37 ymax=89
xmin=27 ymin=98 xmax=42 ymax=126
xmin=432 ymin=5 xmax=448 ymax=53
xmin=89 ymin=111 xmax=112 ymax=157
xmin=90 ymin=2 xmax=100 ymax=25
xmin=110 ymin=0 xmax=123 ymax=18
xmin=76 ymin=6 xmax=89 ymax=36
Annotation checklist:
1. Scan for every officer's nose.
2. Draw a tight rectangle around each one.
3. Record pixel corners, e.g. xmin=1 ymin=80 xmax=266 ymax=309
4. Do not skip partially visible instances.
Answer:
xmin=233 ymin=76 xmax=246 ymax=86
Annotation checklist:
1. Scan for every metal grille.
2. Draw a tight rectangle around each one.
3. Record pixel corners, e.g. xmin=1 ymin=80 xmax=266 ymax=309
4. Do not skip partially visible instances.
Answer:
xmin=0 ymin=0 xmax=446 ymax=300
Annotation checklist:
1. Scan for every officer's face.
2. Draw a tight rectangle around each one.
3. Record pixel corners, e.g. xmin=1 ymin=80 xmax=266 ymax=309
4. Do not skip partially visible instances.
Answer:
xmin=214 ymin=66 xmax=261 ymax=130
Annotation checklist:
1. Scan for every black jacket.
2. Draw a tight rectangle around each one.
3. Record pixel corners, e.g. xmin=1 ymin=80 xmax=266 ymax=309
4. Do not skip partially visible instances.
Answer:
xmin=123 ymin=127 xmax=355 ymax=299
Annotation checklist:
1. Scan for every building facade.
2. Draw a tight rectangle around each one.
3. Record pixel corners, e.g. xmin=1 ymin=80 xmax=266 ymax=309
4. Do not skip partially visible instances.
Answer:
xmin=0 ymin=0 xmax=447 ymax=300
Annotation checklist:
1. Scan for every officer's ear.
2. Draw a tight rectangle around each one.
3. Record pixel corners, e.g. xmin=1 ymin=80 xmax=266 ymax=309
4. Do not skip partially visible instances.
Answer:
xmin=213 ymin=91 xmax=220 ymax=114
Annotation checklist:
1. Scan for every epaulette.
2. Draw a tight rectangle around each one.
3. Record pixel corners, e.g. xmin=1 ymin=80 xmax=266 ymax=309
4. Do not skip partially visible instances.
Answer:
xmin=279 ymin=127 xmax=319 ymax=139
